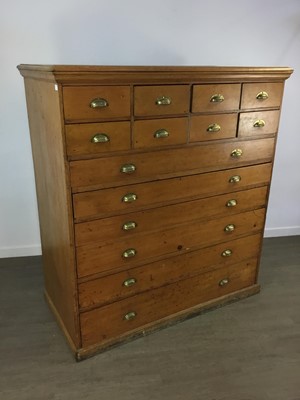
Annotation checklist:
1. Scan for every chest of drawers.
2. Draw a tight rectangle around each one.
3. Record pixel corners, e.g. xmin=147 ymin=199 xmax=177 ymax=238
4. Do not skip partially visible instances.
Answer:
xmin=18 ymin=65 xmax=293 ymax=360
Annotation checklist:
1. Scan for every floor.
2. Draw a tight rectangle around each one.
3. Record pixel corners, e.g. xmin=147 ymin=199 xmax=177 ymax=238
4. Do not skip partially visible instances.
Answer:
xmin=0 ymin=236 xmax=299 ymax=400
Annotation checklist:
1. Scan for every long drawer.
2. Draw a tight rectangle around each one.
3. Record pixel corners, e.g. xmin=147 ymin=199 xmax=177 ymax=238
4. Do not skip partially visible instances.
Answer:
xmin=80 ymin=258 xmax=257 ymax=347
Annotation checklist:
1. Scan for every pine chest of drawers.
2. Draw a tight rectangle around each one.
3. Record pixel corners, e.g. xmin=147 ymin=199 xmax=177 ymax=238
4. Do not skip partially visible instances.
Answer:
xmin=18 ymin=65 xmax=293 ymax=360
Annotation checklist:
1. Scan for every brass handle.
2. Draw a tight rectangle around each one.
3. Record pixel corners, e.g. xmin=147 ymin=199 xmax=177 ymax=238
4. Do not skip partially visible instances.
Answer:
xmin=122 ymin=248 xmax=137 ymax=258
xmin=155 ymin=96 xmax=172 ymax=106
xmin=210 ymin=94 xmax=225 ymax=103
xmin=122 ymin=193 xmax=137 ymax=203
xmin=231 ymin=149 xmax=243 ymax=158
xmin=226 ymin=199 xmax=237 ymax=207
xmin=154 ymin=129 xmax=169 ymax=139
xmin=207 ymin=123 xmax=221 ymax=133
xmin=123 ymin=278 xmax=137 ymax=287
xmin=91 ymin=133 xmax=110 ymax=143
xmin=256 ymin=91 xmax=269 ymax=101
xmin=121 ymin=164 xmax=136 ymax=174
xmin=253 ymin=119 xmax=266 ymax=128
xmin=222 ymin=249 xmax=232 ymax=257
xmin=219 ymin=278 xmax=229 ymax=287
xmin=229 ymin=175 xmax=241 ymax=183
xmin=224 ymin=224 xmax=235 ymax=232
xmin=124 ymin=311 xmax=137 ymax=321
xmin=122 ymin=221 xmax=137 ymax=231
xmin=90 ymin=98 xmax=109 ymax=108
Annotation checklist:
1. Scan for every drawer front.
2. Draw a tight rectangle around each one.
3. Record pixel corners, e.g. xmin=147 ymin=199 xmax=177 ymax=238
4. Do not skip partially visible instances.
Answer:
xmin=63 ymin=86 xmax=130 ymax=121
xmin=134 ymin=85 xmax=190 ymax=116
xmin=241 ymin=82 xmax=284 ymax=109
xmin=76 ymin=209 xmax=265 ymax=278
xmin=65 ymin=121 xmax=131 ymax=156
xmin=70 ymin=138 xmax=275 ymax=190
xmin=190 ymin=114 xmax=237 ymax=142
xmin=238 ymin=110 xmax=280 ymax=138
xmin=75 ymin=186 xmax=268 ymax=245
xmin=79 ymin=234 xmax=261 ymax=309
xmin=80 ymin=258 xmax=257 ymax=346
xmin=192 ymin=84 xmax=241 ymax=113
xmin=133 ymin=117 xmax=188 ymax=149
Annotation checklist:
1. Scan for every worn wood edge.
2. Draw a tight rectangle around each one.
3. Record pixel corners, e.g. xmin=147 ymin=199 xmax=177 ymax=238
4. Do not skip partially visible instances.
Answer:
xmin=75 ymin=284 xmax=260 ymax=361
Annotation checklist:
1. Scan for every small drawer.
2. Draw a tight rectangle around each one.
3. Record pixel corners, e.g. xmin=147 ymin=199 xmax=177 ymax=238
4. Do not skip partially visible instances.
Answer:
xmin=238 ymin=110 xmax=280 ymax=138
xmin=192 ymin=84 xmax=241 ymax=113
xmin=63 ymin=86 xmax=130 ymax=122
xmin=65 ymin=121 xmax=131 ymax=156
xmin=80 ymin=258 xmax=257 ymax=346
xmin=241 ymin=82 xmax=284 ymax=109
xmin=133 ymin=117 xmax=188 ymax=149
xmin=190 ymin=114 xmax=237 ymax=142
xmin=134 ymin=85 xmax=190 ymax=116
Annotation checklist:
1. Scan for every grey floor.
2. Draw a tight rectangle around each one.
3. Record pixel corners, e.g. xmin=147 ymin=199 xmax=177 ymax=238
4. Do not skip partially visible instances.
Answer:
xmin=0 ymin=237 xmax=299 ymax=400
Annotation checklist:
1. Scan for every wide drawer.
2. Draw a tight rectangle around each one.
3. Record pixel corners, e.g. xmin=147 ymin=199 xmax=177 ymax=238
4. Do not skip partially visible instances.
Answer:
xmin=78 ymin=234 xmax=261 ymax=309
xmin=65 ymin=121 xmax=131 ymax=156
xmin=134 ymin=85 xmax=190 ymax=116
xmin=190 ymin=113 xmax=237 ymax=142
xmin=73 ymin=163 xmax=272 ymax=220
xmin=241 ymin=82 xmax=284 ymax=109
xmin=70 ymin=138 xmax=275 ymax=190
xmin=76 ymin=208 xmax=265 ymax=278
xmin=63 ymin=86 xmax=130 ymax=122
xmin=80 ymin=258 xmax=257 ymax=347
xmin=238 ymin=110 xmax=280 ymax=138
xmin=192 ymin=84 xmax=241 ymax=113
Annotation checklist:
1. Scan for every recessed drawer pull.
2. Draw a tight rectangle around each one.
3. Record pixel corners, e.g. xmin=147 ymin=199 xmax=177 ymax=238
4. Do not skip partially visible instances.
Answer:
xmin=90 ymin=97 xmax=109 ymax=108
xmin=122 ymin=248 xmax=137 ymax=258
xmin=124 ymin=311 xmax=137 ymax=321
xmin=226 ymin=199 xmax=237 ymax=207
xmin=219 ymin=278 xmax=229 ymax=287
xmin=154 ymin=129 xmax=169 ymax=139
xmin=155 ymin=96 xmax=172 ymax=106
xmin=222 ymin=249 xmax=232 ymax=257
xmin=91 ymin=133 xmax=110 ymax=143
xmin=229 ymin=175 xmax=241 ymax=183
xmin=207 ymin=123 xmax=221 ymax=133
xmin=210 ymin=94 xmax=225 ymax=103
xmin=122 ymin=193 xmax=137 ymax=203
xmin=121 ymin=164 xmax=136 ymax=174
xmin=224 ymin=224 xmax=235 ymax=232
xmin=253 ymin=119 xmax=266 ymax=128
xmin=123 ymin=278 xmax=137 ymax=287
xmin=256 ymin=91 xmax=269 ymax=101
xmin=231 ymin=148 xmax=243 ymax=158
xmin=122 ymin=221 xmax=137 ymax=231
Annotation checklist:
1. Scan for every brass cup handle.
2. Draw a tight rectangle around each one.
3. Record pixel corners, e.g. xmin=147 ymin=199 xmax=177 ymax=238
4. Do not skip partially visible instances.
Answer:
xmin=122 ymin=248 xmax=137 ymax=258
xmin=207 ymin=123 xmax=221 ymax=133
xmin=219 ymin=278 xmax=229 ymax=287
xmin=90 ymin=98 xmax=109 ymax=108
xmin=256 ymin=91 xmax=269 ymax=101
xmin=155 ymin=96 xmax=172 ymax=106
xmin=210 ymin=94 xmax=225 ymax=103
xmin=123 ymin=278 xmax=137 ymax=287
xmin=122 ymin=193 xmax=137 ymax=203
xmin=229 ymin=175 xmax=241 ymax=183
xmin=124 ymin=311 xmax=137 ymax=321
xmin=222 ymin=249 xmax=232 ymax=257
xmin=231 ymin=149 xmax=243 ymax=158
xmin=121 ymin=164 xmax=136 ymax=174
xmin=122 ymin=221 xmax=137 ymax=231
xmin=224 ymin=224 xmax=235 ymax=232
xmin=253 ymin=119 xmax=266 ymax=128
xmin=154 ymin=129 xmax=169 ymax=139
xmin=91 ymin=133 xmax=110 ymax=143
xmin=226 ymin=199 xmax=237 ymax=207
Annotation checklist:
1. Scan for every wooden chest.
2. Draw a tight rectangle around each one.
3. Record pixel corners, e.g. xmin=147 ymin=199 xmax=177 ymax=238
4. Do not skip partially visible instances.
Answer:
xmin=18 ymin=65 xmax=293 ymax=360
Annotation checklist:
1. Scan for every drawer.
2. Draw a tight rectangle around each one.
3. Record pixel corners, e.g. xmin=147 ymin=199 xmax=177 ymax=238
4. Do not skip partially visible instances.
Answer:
xmin=190 ymin=114 xmax=237 ymax=142
xmin=65 ymin=121 xmax=131 ymax=156
xmin=73 ymin=163 xmax=271 ymax=220
xmin=75 ymin=186 xmax=268 ymax=245
xmin=238 ymin=110 xmax=280 ymax=138
xmin=133 ymin=117 xmax=188 ymax=149
xmin=78 ymin=234 xmax=261 ymax=309
xmin=241 ymin=82 xmax=284 ymax=109
xmin=63 ymin=86 xmax=130 ymax=122
xmin=80 ymin=258 xmax=257 ymax=346
xmin=76 ymin=209 xmax=265 ymax=278
xmin=70 ymin=138 xmax=275 ymax=190
xmin=134 ymin=85 xmax=190 ymax=116
xmin=192 ymin=84 xmax=241 ymax=113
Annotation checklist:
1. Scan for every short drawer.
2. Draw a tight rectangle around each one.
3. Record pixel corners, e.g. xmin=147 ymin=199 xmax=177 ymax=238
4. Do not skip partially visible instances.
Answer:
xmin=190 ymin=113 xmax=237 ymax=142
xmin=192 ymin=84 xmax=241 ymax=113
xmin=63 ymin=86 xmax=130 ymax=122
xmin=65 ymin=121 xmax=131 ymax=156
xmin=134 ymin=85 xmax=190 ymax=116
xmin=238 ymin=110 xmax=280 ymax=138
xmin=80 ymin=258 xmax=257 ymax=346
xmin=241 ymin=82 xmax=284 ymax=109
xmin=76 ymin=209 xmax=265 ymax=278
xmin=133 ymin=117 xmax=188 ymax=149
xmin=78 ymin=234 xmax=261 ymax=309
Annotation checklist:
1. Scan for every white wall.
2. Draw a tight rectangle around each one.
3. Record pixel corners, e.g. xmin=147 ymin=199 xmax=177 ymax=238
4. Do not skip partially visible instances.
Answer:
xmin=0 ymin=0 xmax=299 ymax=257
